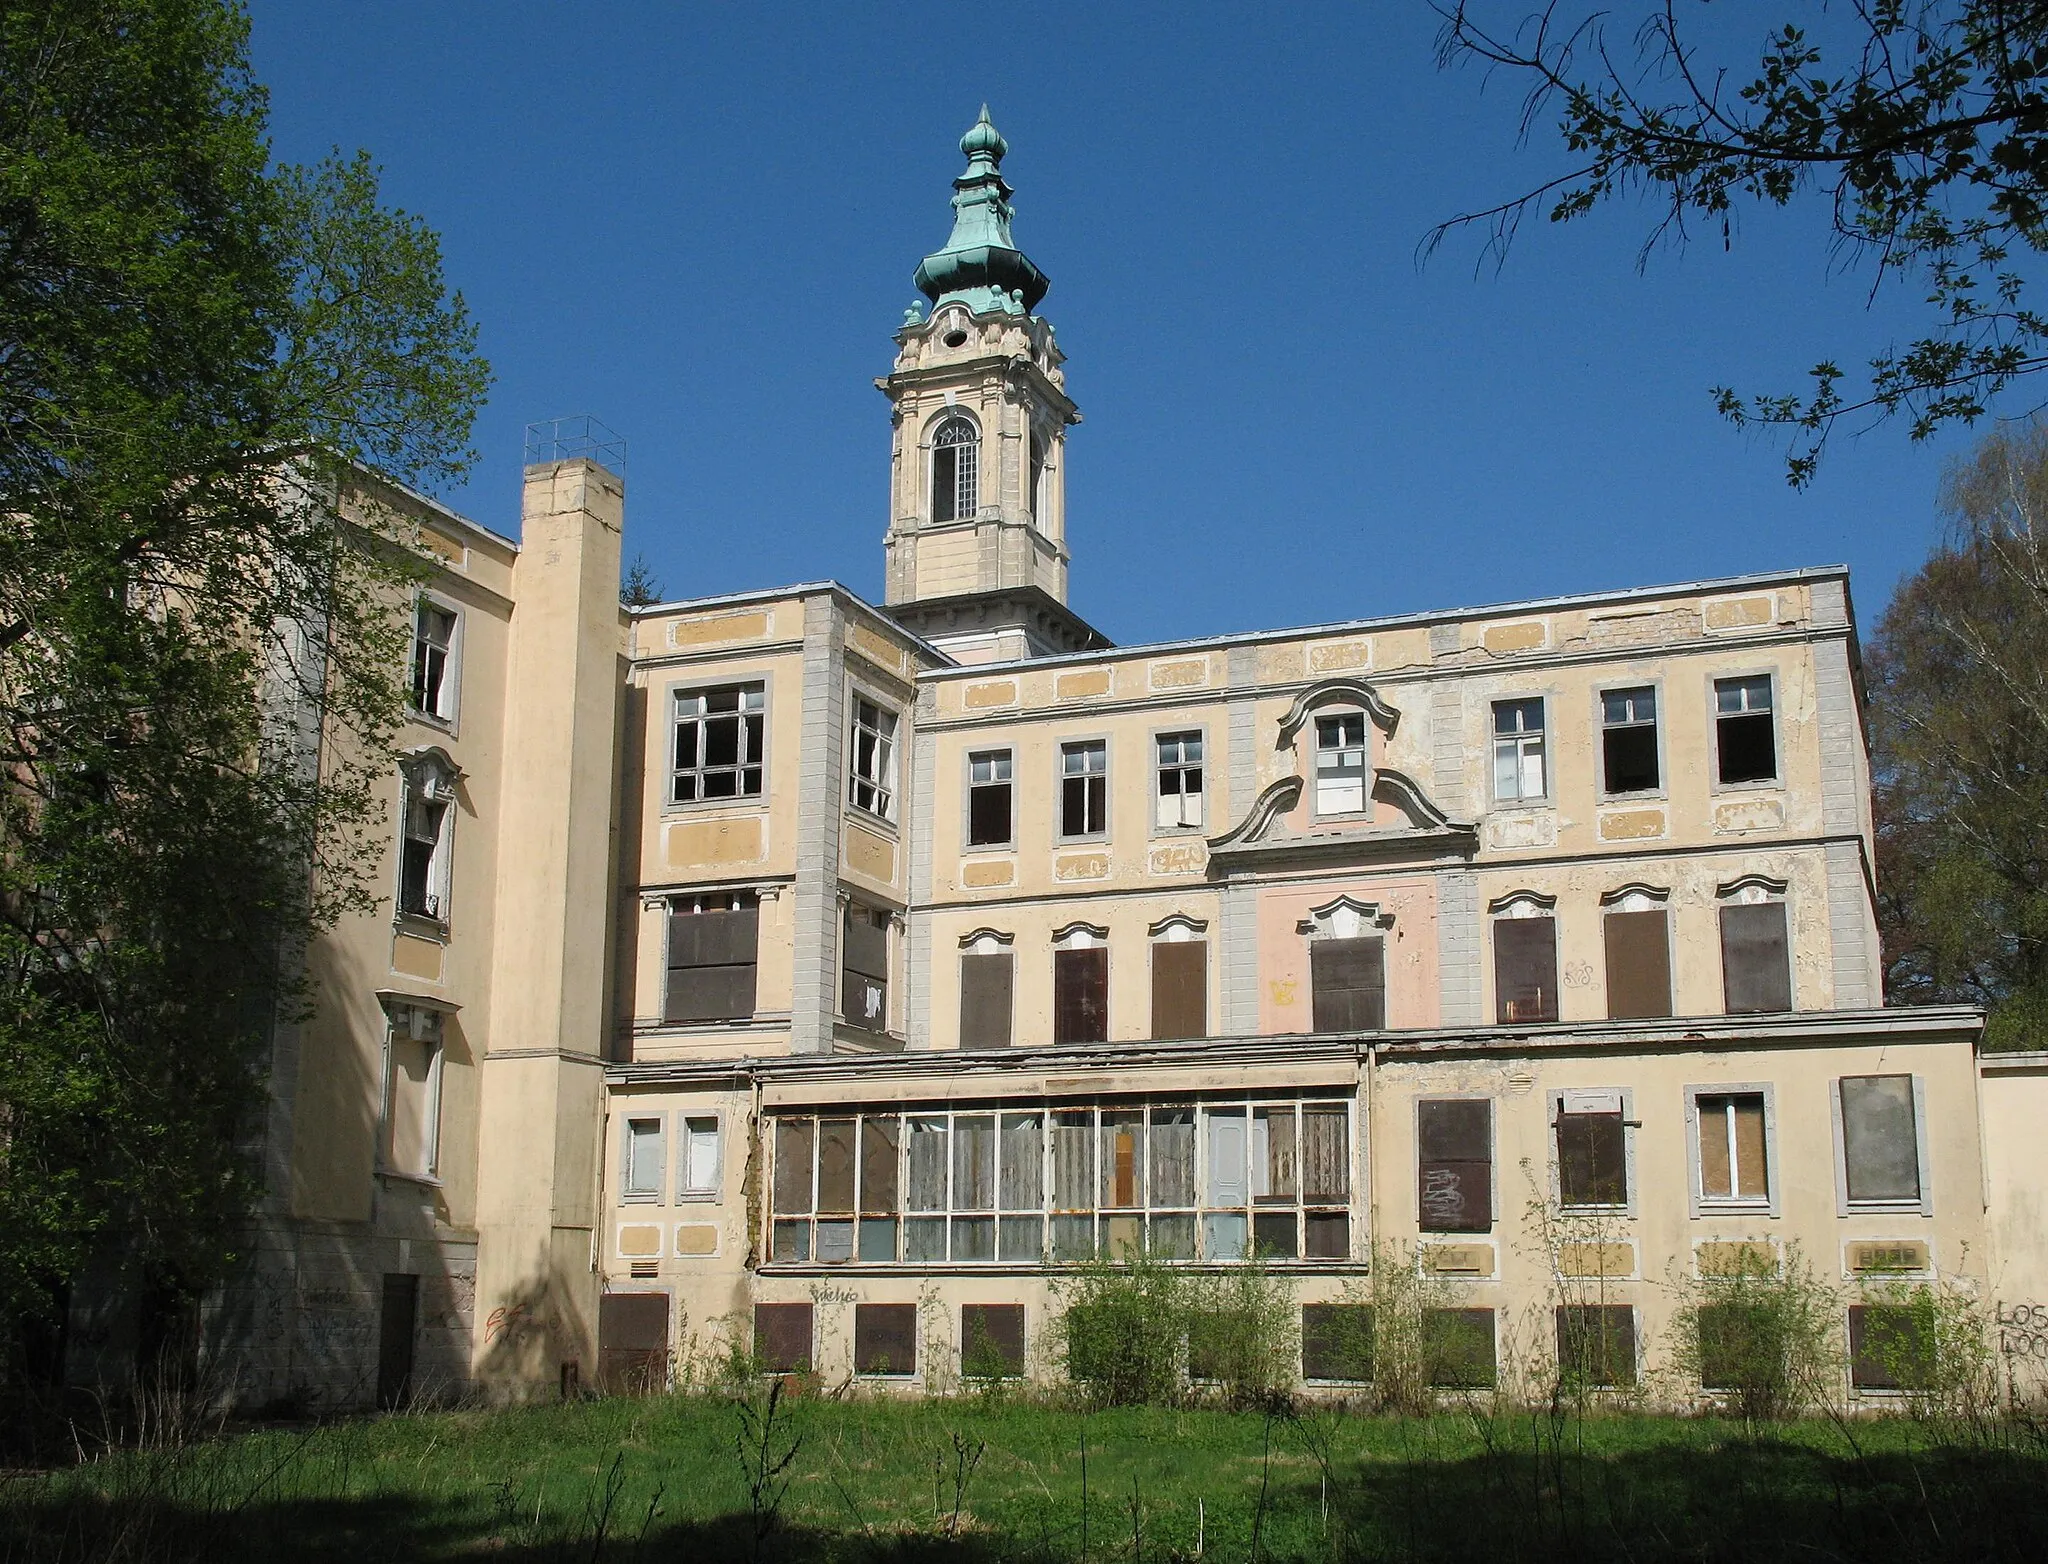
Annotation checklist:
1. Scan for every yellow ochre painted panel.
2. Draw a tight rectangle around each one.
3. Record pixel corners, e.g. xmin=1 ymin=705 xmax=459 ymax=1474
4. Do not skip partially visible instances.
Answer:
xmin=674 ymin=1223 xmax=719 ymax=1257
xmin=668 ymin=815 xmax=765 ymax=868
xmin=1698 ymin=1240 xmax=1778 ymax=1278
xmin=1848 ymin=1240 xmax=1930 ymax=1273
xmin=850 ymin=623 xmax=905 ymax=674
xmin=844 ymin=823 xmax=896 ymax=881
xmin=1422 ymin=1244 xmax=1495 ymax=1277
xmin=1482 ymin=621 xmax=1547 ymax=654
xmin=419 ymin=527 xmax=465 ymax=564
xmin=616 ymin=1224 xmax=663 ymax=1258
xmin=1599 ymin=808 xmax=1666 ymax=841
xmin=1558 ymin=1241 xmax=1635 ymax=1279
xmin=1704 ymin=596 xmax=1774 ymax=631
xmin=391 ymin=935 xmax=444 ymax=982
xmin=669 ymin=610 xmax=771 ymax=648
xmin=1150 ymin=659 xmax=1208 ymax=689
xmin=963 ymin=681 xmax=1018 ymax=709
xmin=1056 ymin=669 xmax=1112 ymax=700
xmin=1149 ymin=842 xmax=1206 ymax=876
xmin=1307 ymin=640 xmax=1370 ymax=673
xmin=1054 ymin=853 xmax=1110 ymax=881
xmin=961 ymin=860 xmax=1015 ymax=888
xmin=1714 ymin=797 xmax=1787 ymax=833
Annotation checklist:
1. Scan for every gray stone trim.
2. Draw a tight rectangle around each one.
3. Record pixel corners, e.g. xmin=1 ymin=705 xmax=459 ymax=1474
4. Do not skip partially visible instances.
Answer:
xmin=1812 ymin=637 xmax=1864 ymax=835
xmin=1824 ymin=837 xmax=1879 ymax=1007
xmin=1228 ymin=693 xmax=1258 ymax=829
xmin=906 ymin=723 xmax=938 ymax=1049
xmin=1430 ymin=681 xmax=1468 ymax=818
xmin=1809 ymin=576 xmax=1850 ymax=629
xmin=1220 ymin=880 xmax=1260 ymax=1035
xmin=791 ymin=598 xmax=847 ymax=1054
xmin=1429 ymin=622 xmax=1461 ymax=658
xmin=1436 ymin=868 xmax=1482 ymax=1027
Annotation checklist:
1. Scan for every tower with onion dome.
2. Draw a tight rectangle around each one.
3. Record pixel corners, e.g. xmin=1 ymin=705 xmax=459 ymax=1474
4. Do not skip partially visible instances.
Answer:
xmin=879 ymin=108 xmax=1108 ymax=663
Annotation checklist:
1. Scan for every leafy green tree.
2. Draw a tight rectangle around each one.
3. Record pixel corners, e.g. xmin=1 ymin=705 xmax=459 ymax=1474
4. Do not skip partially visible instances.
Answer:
xmin=0 ymin=0 xmax=487 ymax=1345
xmin=1433 ymin=2 xmax=2048 ymax=483
xmin=1870 ymin=419 xmax=2048 ymax=1049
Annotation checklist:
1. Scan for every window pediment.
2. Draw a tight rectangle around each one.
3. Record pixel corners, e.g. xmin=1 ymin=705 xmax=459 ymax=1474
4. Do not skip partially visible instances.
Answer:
xmin=1276 ymin=679 xmax=1400 ymax=747
xmin=1297 ymin=897 xmax=1395 ymax=938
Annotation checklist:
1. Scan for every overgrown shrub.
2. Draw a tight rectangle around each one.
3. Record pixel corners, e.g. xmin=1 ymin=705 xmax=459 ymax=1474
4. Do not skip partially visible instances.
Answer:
xmin=1665 ymin=1242 xmax=1841 ymax=1421
xmin=1055 ymin=1252 xmax=1296 ymax=1408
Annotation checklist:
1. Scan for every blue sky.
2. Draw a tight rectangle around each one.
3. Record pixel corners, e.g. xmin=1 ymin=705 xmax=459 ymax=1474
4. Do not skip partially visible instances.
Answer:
xmin=249 ymin=2 xmax=1995 ymax=647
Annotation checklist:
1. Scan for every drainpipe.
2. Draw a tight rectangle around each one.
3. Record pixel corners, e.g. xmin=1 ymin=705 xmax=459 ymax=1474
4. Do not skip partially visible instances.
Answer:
xmin=1365 ymin=1041 xmax=1381 ymax=1268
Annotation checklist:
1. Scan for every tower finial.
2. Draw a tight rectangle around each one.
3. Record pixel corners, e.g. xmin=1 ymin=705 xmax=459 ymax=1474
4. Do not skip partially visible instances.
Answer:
xmin=914 ymin=108 xmax=1046 ymax=316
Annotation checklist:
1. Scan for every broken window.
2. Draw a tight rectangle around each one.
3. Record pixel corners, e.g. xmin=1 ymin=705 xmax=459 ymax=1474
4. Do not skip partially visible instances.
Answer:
xmin=1150 ymin=937 xmax=1207 ymax=1040
xmin=1491 ymin=697 xmax=1546 ymax=802
xmin=1060 ymin=740 xmax=1108 ymax=837
xmin=1696 ymin=1091 xmax=1770 ymax=1204
xmin=397 ymin=765 xmax=452 ymax=921
xmin=753 ymin=1303 xmax=813 ymax=1374
xmin=859 ymin=1117 xmax=900 ymax=1261
xmin=1493 ymin=913 xmax=1559 ymax=1023
xmin=1715 ymin=675 xmax=1776 ymax=785
xmin=410 ymin=599 xmax=458 ymax=720
xmin=999 ymin=1112 xmax=1044 ymax=1260
xmin=623 ymin=1116 xmax=664 ymax=1201
xmin=665 ymin=891 xmax=759 ymax=1023
xmin=1555 ymin=1090 xmax=1628 ymax=1209
xmin=1417 ymin=1098 xmax=1492 ymax=1234
xmin=841 ymin=903 xmax=890 ymax=1033
xmin=1603 ymin=908 xmax=1672 ymax=1019
xmin=1051 ymin=1110 xmax=1096 ymax=1261
xmin=1302 ymin=1304 xmax=1375 ymax=1383
xmin=1839 ymin=1075 xmax=1922 ymax=1205
xmin=1310 ymin=936 xmax=1386 ymax=1032
xmin=1053 ymin=941 xmax=1108 ymax=1044
xmin=1314 ymin=711 xmax=1368 ymax=814
xmin=1148 ymin=1106 xmax=1197 ymax=1259
xmin=1155 ymin=730 xmax=1204 ymax=828
xmin=679 ymin=1116 xmax=720 ymax=1198
xmin=1600 ymin=686 xmax=1659 ymax=794
xmin=847 ymin=697 xmax=897 ymax=818
xmin=1719 ymin=900 xmax=1792 ymax=1014
xmin=967 ymin=749 xmax=1013 ymax=845
xmin=1556 ymin=1305 xmax=1637 ymax=1389
xmin=672 ymin=682 xmax=765 ymax=803
xmin=854 ymin=1303 xmax=917 ymax=1377
xmin=958 ymin=949 xmax=1014 ymax=1048
xmin=932 ymin=414 xmax=978 ymax=523
xmin=382 ymin=1003 xmax=444 ymax=1180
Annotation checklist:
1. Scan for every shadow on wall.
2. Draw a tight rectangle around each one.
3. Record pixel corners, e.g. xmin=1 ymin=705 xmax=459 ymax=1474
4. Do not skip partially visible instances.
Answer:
xmin=471 ymin=1262 xmax=598 ymax=1403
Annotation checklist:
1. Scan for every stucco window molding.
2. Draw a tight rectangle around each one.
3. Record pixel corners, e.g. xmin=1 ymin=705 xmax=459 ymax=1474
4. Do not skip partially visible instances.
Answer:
xmin=1148 ymin=914 xmax=1209 ymax=941
xmin=958 ymin=927 xmax=1015 ymax=951
xmin=1297 ymin=897 xmax=1395 ymax=939
xmin=1276 ymin=679 xmax=1400 ymax=748
xmin=1600 ymin=882 xmax=1670 ymax=909
xmin=1487 ymin=889 xmax=1557 ymax=917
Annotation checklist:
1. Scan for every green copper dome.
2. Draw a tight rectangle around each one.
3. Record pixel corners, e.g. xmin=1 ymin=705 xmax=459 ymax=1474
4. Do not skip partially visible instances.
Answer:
xmin=912 ymin=107 xmax=1049 ymax=317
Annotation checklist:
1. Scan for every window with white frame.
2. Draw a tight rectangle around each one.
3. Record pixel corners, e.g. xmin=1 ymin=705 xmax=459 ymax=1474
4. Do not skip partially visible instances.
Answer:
xmin=1155 ymin=731 xmax=1204 ymax=829
xmin=672 ymin=683 xmax=765 ymax=803
xmin=679 ymin=1115 xmax=722 ymax=1199
xmin=1314 ymin=712 xmax=1368 ymax=814
xmin=1059 ymin=740 xmax=1108 ymax=838
xmin=767 ymin=1097 xmax=1351 ymax=1266
xmin=1491 ymin=697 xmax=1546 ymax=802
xmin=381 ymin=1002 xmax=445 ymax=1180
xmin=1693 ymin=1089 xmax=1772 ymax=1207
xmin=847 ymin=696 xmax=897 ymax=819
xmin=397 ymin=755 xmax=456 ymax=922
xmin=410 ymin=599 xmax=458 ymax=721
xmin=967 ymin=749 xmax=1013 ymax=846
xmin=1715 ymin=675 xmax=1777 ymax=785
xmin=622 ymin=1115 xmax=665 ymax=1202
xmin=931 ymin=414 xmax=979 ymax=524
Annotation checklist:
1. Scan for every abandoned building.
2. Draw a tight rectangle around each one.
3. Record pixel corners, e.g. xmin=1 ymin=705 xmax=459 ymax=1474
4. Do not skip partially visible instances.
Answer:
xmin=144 ymin=110 xmax=2048 ymax=1408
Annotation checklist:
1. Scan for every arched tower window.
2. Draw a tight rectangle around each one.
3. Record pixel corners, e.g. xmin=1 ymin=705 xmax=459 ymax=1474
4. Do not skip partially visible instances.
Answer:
xmin=931 ymin=415 xmax=979 ymax=524
xmin=1028 ymin=431 xmax=1046 ymax=527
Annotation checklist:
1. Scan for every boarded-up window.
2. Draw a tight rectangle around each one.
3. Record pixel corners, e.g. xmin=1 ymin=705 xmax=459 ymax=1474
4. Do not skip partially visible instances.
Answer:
xmin=1301 ymin=1304 xmax=1374 ymax=1383
xmin=853 ymin=1303 xmax=917 ymax=1376
xmin=860 ymin=1117 xmax=899 ymax=1262
xmin=598 ymin=1292 xmax=670 ymax=1395
xmin=817 ymin=1119 xmax=857 ymax=1212
xmin=772 ymin=1119 xmax=814 ymax=1215
xmin=1697 ymin=1092 xmax=1769 ymax=1202
xmin=1311 ymin=937 xmax=1385 ymax=1032
xmin=959 ymin=953 xmax=1014 ymax=1048
xmin=1719 ymin=902 xmax=1792 ymax=1014
xmin=754 ymin=1302 xmax=813 ymax=1374
xmin=842 ymin=905 xmax=890 ymax=1032
xmin=1101 ymin=1112 xmax=1144 ymax=1208
xmin=1151 ymin=941 xmax=1207 ymax=1040
xmin=1054 ymin=947 xmax=1108 ymax=1043
xmin=1493 ymin=916 xmax=1558 ymax=1024
xmin=1302 ymin=1105 xmax=1349 ymax=1202
xmin=962 ymin=1304 xmax=1026 ymax=1378
xmin=1555 ymin=1305 xmax=1636 ymax=1389
xmin=1424 ymin=1308 xmax=1497 ymax=1388
xmin=1603 ymin=909 xmax=1672 ymax=1019
xmin=1556 ymin=1097 xmax=1627 ymax=1208
xmin=1417 ymin=1099 xmax=1492 ymax=1233
xmin=952 ymin=1116 xmax=996 ymax=1210
xmin=1849 ymin=1304 xmax=1934 ymax=1391
xmin=907 ymin=1117 xmax=948 ymax=1211
xmin=1149 ymin=1107 xmax=1196 ymax=1207
xmin=1841 ymin=1075 xmax=1921 ymax=1204
xmin=1697 ymin=1303 xmax=1770 ymax=1391
xmin=666 ymin=894 xmax=759 ymax=1022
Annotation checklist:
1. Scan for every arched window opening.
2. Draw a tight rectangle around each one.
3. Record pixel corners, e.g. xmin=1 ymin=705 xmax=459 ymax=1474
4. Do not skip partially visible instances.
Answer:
xmin=1029 ymin=432 xmax=1046 ymax=527
xmin=932 ymin=416 xmax=979 ymax=524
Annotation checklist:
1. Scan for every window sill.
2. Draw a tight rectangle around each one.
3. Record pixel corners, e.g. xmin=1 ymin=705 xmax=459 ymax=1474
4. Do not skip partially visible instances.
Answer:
xmin=1696 ymin=1201 xmax=1773 ymax=1217
xmin=1598 ymin=790 xmax=1668 ymax=805
xmin=676 ymin=1190 xmax=721 ymax=1204
xmin=1712 ymin=778 xmax=1784 ymax=794
xmin=662 ymin=794 xmax=768 ymax=815
xmin=1056 ymin=835 xmax=1110 ymax=848
xmin=964 ymin=841 xmax=1016 ymax=854
xmin=407 ymin=709 xmax=456 ymax=735
xmin=620 ymin=1195 xmax=662 ymax=1206
xmin=1489 ymin=798 xmax=1553 ymax=812
xmin=846 ymin=806 xmax=899 ymax=835
xmin=379 ymin=1169 xmax=443 ymax=1190
xmin=394 ymin=913 xmax=449 ymax=941
xmin=1843 ymin=1202 xmax=1929 ymax=1217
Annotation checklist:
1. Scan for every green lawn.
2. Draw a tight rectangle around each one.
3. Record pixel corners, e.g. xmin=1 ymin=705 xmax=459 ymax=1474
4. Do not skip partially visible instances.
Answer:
xmin=5 ymin=1393 xmax=2048 ymax=1561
